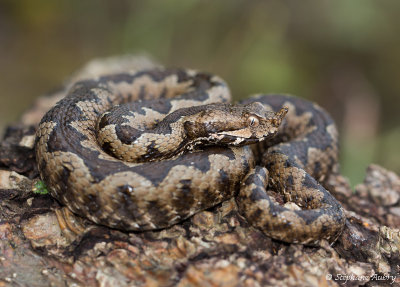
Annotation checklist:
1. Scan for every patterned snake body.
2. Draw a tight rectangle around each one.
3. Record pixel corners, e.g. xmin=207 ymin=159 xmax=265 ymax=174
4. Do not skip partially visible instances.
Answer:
xmin=35 ymin=69 xmax=345 ymax=245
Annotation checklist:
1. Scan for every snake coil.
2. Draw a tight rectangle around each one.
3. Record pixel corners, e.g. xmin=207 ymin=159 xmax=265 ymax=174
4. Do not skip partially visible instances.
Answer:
xmin=35 ymin=68 xmax=345 ymax=245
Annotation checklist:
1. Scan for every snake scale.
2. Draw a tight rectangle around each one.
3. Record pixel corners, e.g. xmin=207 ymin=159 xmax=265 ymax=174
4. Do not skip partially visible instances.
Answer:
xmin=35 ymin=68 xmax=345 ymax=245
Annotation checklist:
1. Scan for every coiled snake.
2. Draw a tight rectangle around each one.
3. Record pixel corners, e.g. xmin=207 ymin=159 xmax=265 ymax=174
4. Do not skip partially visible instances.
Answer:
xmin=35 ymin=69 xmax=345 ymax=245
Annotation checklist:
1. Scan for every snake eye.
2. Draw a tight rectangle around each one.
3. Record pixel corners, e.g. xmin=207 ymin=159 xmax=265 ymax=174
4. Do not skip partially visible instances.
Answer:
xmin=247 ymin=116 xmax=259 ymax=127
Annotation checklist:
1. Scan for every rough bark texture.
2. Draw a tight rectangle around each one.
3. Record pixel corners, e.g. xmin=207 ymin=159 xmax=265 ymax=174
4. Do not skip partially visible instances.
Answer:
xmin=1 ymin=56 xmax=400 ymax=287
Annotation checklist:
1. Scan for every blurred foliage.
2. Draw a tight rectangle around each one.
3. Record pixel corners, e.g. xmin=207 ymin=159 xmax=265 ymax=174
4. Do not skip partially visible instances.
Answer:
xmin=0 ymin=0 xmax=399 ymax=185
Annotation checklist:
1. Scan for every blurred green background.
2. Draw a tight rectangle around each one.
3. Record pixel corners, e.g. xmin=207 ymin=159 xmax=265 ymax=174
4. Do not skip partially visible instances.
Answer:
xmin=0 ymin=0 xmax=399 ymax=185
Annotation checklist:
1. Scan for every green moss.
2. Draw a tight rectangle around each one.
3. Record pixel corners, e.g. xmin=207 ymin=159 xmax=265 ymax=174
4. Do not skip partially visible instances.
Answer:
xmin=33 ymin=180 xmax=49 ymax=195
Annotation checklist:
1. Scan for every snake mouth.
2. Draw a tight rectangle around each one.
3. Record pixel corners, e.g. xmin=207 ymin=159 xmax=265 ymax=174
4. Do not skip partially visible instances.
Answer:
xmin=211 ymin=131 xmax=277 ymax=147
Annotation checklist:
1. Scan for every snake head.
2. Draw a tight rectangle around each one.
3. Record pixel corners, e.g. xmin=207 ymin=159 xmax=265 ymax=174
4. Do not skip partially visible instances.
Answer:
xmin=184 ymin=102 xmax=288 ymax=147
xmin=211 ymin=102 xmax=288 ymax=146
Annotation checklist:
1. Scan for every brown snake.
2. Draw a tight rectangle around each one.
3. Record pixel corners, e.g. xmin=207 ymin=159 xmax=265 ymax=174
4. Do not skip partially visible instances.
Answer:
xmin=35 ymin=68 xmax=345 ymax=245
